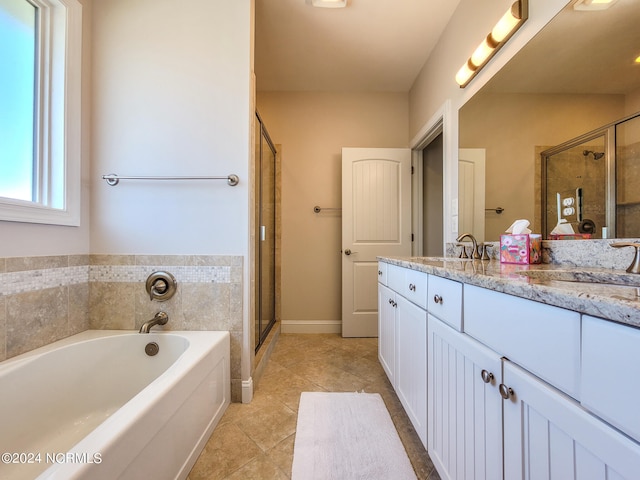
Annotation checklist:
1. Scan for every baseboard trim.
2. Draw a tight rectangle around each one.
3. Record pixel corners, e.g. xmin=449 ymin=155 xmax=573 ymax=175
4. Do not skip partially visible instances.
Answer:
xmin=242 ymin=377 xmax=254 ymax=404
xmin=281 ymin=320 xmax=342 ymax=334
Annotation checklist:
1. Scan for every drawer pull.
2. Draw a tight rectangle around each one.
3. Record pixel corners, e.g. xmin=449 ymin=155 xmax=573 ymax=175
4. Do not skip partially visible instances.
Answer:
xmin=480 ymin=370 xmax=494 ymax=384
xmin=391 ymin=301 xmax=397 ymax=308
xmin=388 ymin=298 xmax=393 ymax=304
xmin=409 ymin=283 xmax=416 ymax=291
xmin=499 ymin=384 xmax=514 ymax=400
xmin=433 ymin=294 xmax=443 ymax=304
xmin=378 ymin=270 xmax=383 ymax=276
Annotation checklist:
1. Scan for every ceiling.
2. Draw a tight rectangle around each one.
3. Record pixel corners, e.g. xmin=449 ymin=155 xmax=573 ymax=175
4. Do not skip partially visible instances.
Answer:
xmin=254 ymin=0 xmax=461 ymax=93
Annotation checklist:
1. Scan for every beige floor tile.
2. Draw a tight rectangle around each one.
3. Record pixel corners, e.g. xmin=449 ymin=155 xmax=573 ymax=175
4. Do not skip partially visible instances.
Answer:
xmin=235 ymin=403 xmax=297 ymax=451
xmin=190 ymin=333 xmax=440 ymax=480
xmin=189 ymin=422 xmax=262 ymax=479
xmin=225 ymin=454 xmax=289 ymax=480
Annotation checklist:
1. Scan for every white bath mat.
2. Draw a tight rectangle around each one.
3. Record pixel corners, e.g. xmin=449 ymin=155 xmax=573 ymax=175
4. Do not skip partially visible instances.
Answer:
xmin=291 ymin=392 xmax=417 ymax=480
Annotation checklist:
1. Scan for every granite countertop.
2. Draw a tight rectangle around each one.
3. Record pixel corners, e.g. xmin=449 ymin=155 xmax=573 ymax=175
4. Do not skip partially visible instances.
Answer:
xmin=378 ymin=256 xmax=640 ymax=328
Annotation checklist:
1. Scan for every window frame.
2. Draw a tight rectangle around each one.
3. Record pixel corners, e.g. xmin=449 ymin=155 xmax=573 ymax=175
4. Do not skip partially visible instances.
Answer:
xmin=0 ymin=0 xmax=82 ymax=226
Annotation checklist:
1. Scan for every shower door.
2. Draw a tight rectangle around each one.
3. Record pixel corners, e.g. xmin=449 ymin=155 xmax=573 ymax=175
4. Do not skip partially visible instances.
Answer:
xmin=255 ymin=112 xmax=277 ymax=353
xmin=616 ymin=114 xmax=640 ymax=238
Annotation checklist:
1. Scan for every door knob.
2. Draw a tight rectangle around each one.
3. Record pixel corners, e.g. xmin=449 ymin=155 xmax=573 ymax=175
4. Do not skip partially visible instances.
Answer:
xmin=344 ymin=249 xmax=358 ymax=256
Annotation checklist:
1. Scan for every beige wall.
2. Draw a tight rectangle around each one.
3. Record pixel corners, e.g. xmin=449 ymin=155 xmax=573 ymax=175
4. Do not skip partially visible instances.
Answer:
xmin=409 ymin=0 xmax=568 ymax=140
xmin=256 ymin=92 xmax=408 ymax=332
xmin=460 ymin=93 xmax=625 ymax=240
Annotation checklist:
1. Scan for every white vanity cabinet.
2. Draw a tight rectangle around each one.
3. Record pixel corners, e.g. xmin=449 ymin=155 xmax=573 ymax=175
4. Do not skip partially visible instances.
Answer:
xmin=502 ymin=359 xmax=640 ymax=479
xmin=377 ymin=283 xmax=396 ymax=384
xmin=378 ymin=262 xmax=428 ymax=448
xmin=427 ymin=315 xmax=502 ymax=480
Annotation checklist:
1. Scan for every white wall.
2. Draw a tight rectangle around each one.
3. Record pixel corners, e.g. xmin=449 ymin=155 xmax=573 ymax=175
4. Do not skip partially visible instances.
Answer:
xmin=90 ymin=0 xmax=252 ymax=256
xmin=0 ymin=0 xmax=93 ymax=258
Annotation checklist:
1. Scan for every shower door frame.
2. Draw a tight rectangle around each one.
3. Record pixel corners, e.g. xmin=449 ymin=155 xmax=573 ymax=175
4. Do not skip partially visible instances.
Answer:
xmin=254 ymin=111 xmax=278 ymax=353
xmin=540 ymin=125 xmax=615 ymax=238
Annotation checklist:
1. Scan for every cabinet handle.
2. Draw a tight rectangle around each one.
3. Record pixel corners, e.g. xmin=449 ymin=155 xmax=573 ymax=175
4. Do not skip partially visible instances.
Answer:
xmin=480 ymin=370 xmax=494 ymax=384
xmin=433 ymin=294 xmax=443 ymax=304
xmin=499 ymin=384 xmax=514 ymax=400
xmin=378 ymin=270 xmax=383 ymax=276
xmin=409 ymin=283 xmax=416 ymax=291
xmin=392 ymin=301 xmax=397 ymax=308
xmin=388 ymin=298 xmax=393 ymax=304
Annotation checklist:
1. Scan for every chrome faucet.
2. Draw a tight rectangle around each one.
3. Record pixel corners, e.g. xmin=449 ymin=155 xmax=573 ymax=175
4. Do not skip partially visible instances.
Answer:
xmin=456 ymin=232 xmax=482 ymax=259
xmin=139 ymin=311 xmax=169 ymax=333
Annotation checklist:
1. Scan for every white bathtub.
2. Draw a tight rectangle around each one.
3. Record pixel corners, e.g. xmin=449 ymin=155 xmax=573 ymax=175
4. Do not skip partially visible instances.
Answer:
xmin=0 ymin=330 xmax=230 ymax=480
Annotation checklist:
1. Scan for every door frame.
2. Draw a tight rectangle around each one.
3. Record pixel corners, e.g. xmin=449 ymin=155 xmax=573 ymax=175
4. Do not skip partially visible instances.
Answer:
xmin=410 ymin=100 xmax=457 ymax=256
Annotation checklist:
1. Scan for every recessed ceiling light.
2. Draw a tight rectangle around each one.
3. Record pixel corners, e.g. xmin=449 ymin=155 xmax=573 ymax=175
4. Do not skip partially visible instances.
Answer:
xmin=573 ymin=0 xmax=619 ymax=11
xmin=311 ymin=0 xmax=347 ymax=8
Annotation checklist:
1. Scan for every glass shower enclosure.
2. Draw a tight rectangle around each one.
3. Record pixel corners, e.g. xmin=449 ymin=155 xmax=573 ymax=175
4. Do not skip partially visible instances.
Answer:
xmin=541 ymin=112 xmax=640 ymax=239
xmin=255 ymin=112 xmax=277 ymax=353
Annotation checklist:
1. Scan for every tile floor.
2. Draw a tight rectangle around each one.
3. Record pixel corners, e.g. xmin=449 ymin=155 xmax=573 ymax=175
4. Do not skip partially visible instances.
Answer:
xmin=189 ymin=333 xmax=440 ymax=480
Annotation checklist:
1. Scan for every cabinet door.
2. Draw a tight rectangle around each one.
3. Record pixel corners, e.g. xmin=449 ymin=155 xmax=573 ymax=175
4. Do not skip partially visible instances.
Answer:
xmin=378 ymin=283 xmax=396 ymax=385
xmin=396 ymin=295 xmax=428 ymax=448
xmin=428 ymin=315 xmax=502 ymax=480
xmin=503 ymin=361 xmax=640 ymax=480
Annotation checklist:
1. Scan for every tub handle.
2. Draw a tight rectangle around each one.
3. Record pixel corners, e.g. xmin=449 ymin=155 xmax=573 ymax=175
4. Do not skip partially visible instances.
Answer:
xmin=146 ymin=271 xmax=177 ymax=302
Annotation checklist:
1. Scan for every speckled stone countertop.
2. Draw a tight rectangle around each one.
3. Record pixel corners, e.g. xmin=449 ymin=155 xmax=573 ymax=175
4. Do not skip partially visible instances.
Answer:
xmin=378 ymin=256 xmax=640 ymax=329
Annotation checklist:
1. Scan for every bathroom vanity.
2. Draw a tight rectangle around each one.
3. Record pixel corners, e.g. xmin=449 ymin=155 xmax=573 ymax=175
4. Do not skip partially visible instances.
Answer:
xmin=378 ymin=256 xmax=640 ymax=480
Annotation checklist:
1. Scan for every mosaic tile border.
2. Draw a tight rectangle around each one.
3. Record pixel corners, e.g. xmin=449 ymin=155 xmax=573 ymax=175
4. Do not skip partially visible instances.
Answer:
xmin=0 ymin=260 xmax=237 ymax=296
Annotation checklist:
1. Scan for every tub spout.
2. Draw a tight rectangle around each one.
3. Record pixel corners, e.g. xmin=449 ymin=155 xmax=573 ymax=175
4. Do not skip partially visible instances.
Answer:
xmin=139 ymin=311 xmax=169 ymax=333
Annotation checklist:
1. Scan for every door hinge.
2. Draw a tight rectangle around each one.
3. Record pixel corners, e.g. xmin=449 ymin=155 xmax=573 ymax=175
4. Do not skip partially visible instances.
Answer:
xmin=411 ymin=166 xmax=415 ymax=175
xmin=411 ymin=233 xmax=414 ymax=242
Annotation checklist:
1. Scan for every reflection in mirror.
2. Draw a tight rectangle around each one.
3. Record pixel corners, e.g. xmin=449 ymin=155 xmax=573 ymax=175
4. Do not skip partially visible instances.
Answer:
xmin=541 ymin=132 xmax=607 ymax=239
xmin=459 ymin=0 xmax=640 ymax=241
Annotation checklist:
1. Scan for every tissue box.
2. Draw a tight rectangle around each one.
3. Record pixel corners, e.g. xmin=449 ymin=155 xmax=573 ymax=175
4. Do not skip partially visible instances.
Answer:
xmin=500 ymin=234 xmax=542 ymax=264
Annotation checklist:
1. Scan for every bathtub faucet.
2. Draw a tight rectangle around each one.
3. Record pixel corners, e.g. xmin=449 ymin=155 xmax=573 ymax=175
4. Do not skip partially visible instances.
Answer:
xmin=139 ymin=311 xmax=169 ymax=333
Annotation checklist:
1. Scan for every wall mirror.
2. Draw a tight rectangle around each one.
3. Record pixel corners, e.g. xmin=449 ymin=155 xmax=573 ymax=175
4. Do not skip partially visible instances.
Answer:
xmin=459 ymin=0 xmax=640 ymax=241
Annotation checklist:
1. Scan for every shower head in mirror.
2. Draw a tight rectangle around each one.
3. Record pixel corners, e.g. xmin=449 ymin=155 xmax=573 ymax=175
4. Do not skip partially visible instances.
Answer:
xmin=583 ymin=150 xmax=605 ymax=160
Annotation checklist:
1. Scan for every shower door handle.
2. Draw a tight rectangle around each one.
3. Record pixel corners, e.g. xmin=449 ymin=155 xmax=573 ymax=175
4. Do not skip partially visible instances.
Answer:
xmin=260 ymin=225 xmax=266 ymax=241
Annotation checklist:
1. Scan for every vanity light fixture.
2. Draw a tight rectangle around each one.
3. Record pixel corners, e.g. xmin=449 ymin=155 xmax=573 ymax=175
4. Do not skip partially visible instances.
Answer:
xmin=310 ymin=0 xmax=347 ymax=8
xmin=573 ymin=0 xmax=619 ymax=11
xmin=455 ymin=0 xmax=528 ymax=88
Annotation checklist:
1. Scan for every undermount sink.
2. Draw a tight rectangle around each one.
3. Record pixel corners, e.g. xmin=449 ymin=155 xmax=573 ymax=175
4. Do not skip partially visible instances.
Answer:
xmin=515 ymin=269 xmax=640 ymax=287
xmin=419 ymin=256 xmax=473 ymax=262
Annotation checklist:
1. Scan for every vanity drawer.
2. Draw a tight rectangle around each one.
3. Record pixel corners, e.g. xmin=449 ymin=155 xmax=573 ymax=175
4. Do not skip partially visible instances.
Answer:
xmin=464 ymin=284 xmax=581 ymax=398
xmin=427 ymin=275 xmax=462 ymax=330
xmin=377 ymin=262 xmax=388 ymax=285
xmin=387 ymin=264 xmax=428 ymax=309
xmin=582 ymin=315 xmax=640 ymax=443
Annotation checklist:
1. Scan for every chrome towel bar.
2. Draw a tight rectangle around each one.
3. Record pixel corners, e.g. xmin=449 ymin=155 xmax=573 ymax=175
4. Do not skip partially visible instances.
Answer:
xmin=101 ymin=173 xmax=239 ymax=187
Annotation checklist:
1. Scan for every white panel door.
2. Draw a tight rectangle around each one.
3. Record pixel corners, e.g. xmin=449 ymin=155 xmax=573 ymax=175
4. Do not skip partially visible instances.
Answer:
xmin=395 ymin=295 xmax=427 ymax=448
xmin=503 ymin=360 xmax=640 ymax=480
xmin=342 ymin=148 xmax=411 ymax=337
xmin=428 ymin=315 xmax=502 ymax=480
xmin=458 ymin=148 xmax=485 ymax=241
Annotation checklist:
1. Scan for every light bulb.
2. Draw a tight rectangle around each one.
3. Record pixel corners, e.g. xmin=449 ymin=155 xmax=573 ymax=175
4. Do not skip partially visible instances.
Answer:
xmin=470 ymin=37 xmax=495 ymax=67
xmin=491 ymin=7 xmax=520 ymax=43
xmin=455 ymin=62 xmax=476 ymax=87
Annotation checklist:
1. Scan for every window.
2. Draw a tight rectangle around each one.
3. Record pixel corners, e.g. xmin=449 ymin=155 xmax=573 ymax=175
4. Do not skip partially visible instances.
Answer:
xmin=0 ymin=0 xmax=82 ymax=226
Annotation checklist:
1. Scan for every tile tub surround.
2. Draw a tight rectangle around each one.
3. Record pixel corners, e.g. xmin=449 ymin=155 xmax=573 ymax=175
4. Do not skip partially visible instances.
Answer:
xmin=380 ymin=255 xmax=640 ymax=328
xmin=0 ymin=254 xmax=244 ymax=401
